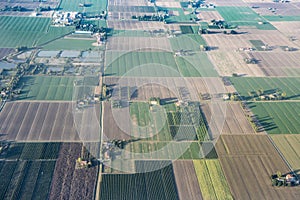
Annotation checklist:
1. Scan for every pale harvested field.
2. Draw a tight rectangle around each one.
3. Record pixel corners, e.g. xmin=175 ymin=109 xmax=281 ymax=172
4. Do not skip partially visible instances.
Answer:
xmin=252 ymin=51 xmax=300 ymax=76
xmin=214 ymin=0 xmax=247 ymax=6
xmin=0 ymin=102 xmax=100 ymax=142
xmin=104 ymin=77 xmax=228 ymax=101
xmin=271 ymin=21 xmax=300 ymax=47
xmin=107 ymin=20 xmax=166 ymax=30
xmin=109 ymin=0 xmax=149 ymax=6
xmin=216 ymin=135 xmax=300 ymax=200
xmin=102 ymin=102 xmax=132 ymax=140
xmin=106 ymin=36 xmax=172 ymax=51
xmin=173 ymin=160 xmax=203 ymax=200
xmin=207 ymin=51 xmax=265 ymax=76
xmin=197 ymin=11 xmax=224 ymax=22
xmin=203 ymin=29 xmax=296 ymax=51
xmin=250 ymin=2 xmax=300 ymax=16
xmin=201 ymin=102 xmax=256 ymax=135
xmin=156 ymin=2 xmax=181 ymax=8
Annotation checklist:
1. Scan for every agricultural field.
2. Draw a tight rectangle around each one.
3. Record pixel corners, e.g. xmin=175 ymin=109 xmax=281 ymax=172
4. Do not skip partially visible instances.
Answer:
xmin=0 ymin=142 xmax=61 ymax=160
xmin=16 ymin=76 xmax=76 ymax=101
xmin=263 ymin=16 xmax=300 ymax=22
xmin=0 ymin=16 xmax=50 ymax=48
xmin=271 ymin=135 xmax=300 ymax=176
xmin=107 ymin=36 xmax=172 ymax=51
xmin=175 ymin=53 xmax=218 ymax=77
xmin=43 ymin=38 xmax=94 ymax=51
xmin=216 ymin=135 xmax=300 ymax=199
xmin=0 ymin=102 xmax=80 ymax=141
xmin=216 ymin=6 xmax=276 ymax=30
xmin=250 ymin=52 xmax=300 ymax=77
xmin=248 ymin=102 xmax=300 ymax=134
xmin=49 ymin=143 xmax=98 ymax=200
xmin=100 ymin=161 xmax=179 ymax=200
xmin=229 ymin=77 xmax=300 ymax=100
xmin=193 ymin=159 xmax=233 ymax=200
xmin=169 ymin=34 xmax=206 ymax=52
xmin=172 ymin=160 xmax=203 ymax=200
xmin=104 ymin=76 xmax=228 ymax=102
xmin=0 ymin=142 xmax=62 ymax=200
xmin=59 ymin=0 xmax=107 ymax=14
xmin=107 ymin=20 xmax=165 ymax=30
xmin=104 ymin=51 xmax=180 ymax=77
xmin=201 ymin=102 xmax=256 ymax=135
xmin=0 ymin=160 xmax=56 ymax=200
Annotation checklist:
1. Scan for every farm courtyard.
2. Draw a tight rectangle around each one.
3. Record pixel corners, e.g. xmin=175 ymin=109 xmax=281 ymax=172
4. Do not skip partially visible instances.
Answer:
xmin=0 ymin=0 xmax=300 ymax=199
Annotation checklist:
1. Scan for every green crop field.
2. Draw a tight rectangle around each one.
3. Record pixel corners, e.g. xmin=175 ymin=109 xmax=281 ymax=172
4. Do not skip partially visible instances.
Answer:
xmin=229 ymin=77 xmax=300 ymax=100
xmin=169 ymin=34 xmax=206 ymax=51
xmin=100 ymin=161 xmax=179 ymax=199
xmin=248 ymin=102 xmax=300 ymax=134
xmin=112 ymin=30 xmax=152 ymax=37
xmin=59 ymin=0 xmax=107 ymax=15
xmin=37 ymin=26 xmax=75 ymax=46
xmin=105 ymin=51 xmax=180 ymax=77
xmin=124 ymin=141 xmax=204 ymax=160
xmin=271 ymin=135 xmax=300 ymax=176
xmin=0 ymin=143 xmax=61 ymax=160
xmin=43 ymin=38 xmax=94 ymax=51
xmin=0 ymin=142 xmax=60 ymax=200
xmin=0 ymin=16 xmax=50 ymax=48
xmin=249 ymin=40 xmax=265 ymax=51
xmin=0 ymin=17 xmax=75 ymax=48
xmin=0 ymin=160 xmax=56 ymax=200
xmin=16 ymin=76 xmax=76 ymax=101
xmin=176 ymin=53 xmax=218 ymax=77
xmin=216 ymin=7 xmax=276 ymax=30
xmin=263 ymin=15 xmax=300 ymax=22
xmin=193 ymin=159 xmax=233 ymax=200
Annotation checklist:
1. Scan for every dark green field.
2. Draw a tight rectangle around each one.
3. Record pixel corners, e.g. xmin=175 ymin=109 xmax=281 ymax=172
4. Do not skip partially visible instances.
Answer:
xmin=248 ymin=102 xmax=300 ymax=134
xmin=229 ymin=77 xmax=300 ymax=100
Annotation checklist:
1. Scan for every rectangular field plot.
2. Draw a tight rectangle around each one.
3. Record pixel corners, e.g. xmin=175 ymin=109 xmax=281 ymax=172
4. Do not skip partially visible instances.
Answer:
xmin=0 ymin=142 xmax=61 ymax=160
xmin=107 ymin=36 xmax=172 ymax=51
xmin=173 ymin=160 xmax=203 ymax=200
xmin=216 ymin=135 xmax=299 ymax=200
xmin=16 ymin=76 xmax=76 ymax=101
xmin=100 ymin=161 xmax=179 ymax=200
xmin=59 ymin=0 xmax=107 ymax=14
xmin=104 ymin=51 xmax=180 ymax=77
xmin=248 ymin=102 xmax=300 ymax=134
xmin=169 ymin=34 xmax=206 ymax=52
xmin=193 ymin=159 xmax=233 ymax=200
xmin=271 ymin=135 xmax=300 ymax=176
xmin=0 ymin=102 xmax=97 ymax=141
xmin=49 ymin=143 xmax=98 ymax=200
xmin=0 ymin=16 xmax=50 ymax=48
xmin=175 ymin=53 xmax=218 ymax=77
xmin=0 ymin=160 xmax=56 ymax=200
xmin=201 ymin=102 xmax=256 ymax=135
xmin=216 ymin=7 xmax=276 ymax=30
xmin=263 ymin=16 xmax=300 ymax=22
xmin=230 ymin=77 xmax=300 ymax=100
xmin=250 ymin=52 xmax=300 ymax=77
